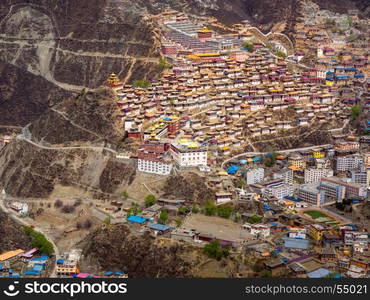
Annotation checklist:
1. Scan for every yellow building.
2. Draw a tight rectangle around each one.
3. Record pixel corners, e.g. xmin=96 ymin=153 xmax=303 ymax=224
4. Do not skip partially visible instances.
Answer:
xmin=289 ymin=154 xmax=306 ymax=169
xmin=308 ymin=224 xmax=326 ymax=242
xmin=313 ymin=150 xmax=325 ymax=159
xmin=105 ymin=73 xmax=121 ymax=87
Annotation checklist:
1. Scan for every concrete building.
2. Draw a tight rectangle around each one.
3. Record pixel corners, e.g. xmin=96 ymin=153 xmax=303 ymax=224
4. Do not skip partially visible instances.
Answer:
xmin=243 ymin=224 xmax=270 ymax=238
xmin=170 ymin=141 xmax=207 ymax=167
xmin=304 ymin=168 xmax=333 ymax=183
xmin=319 ymin=180 xmax=346 ymax=203
xmin=289 ymin=154 xmax=306 ymax=169
xmin=245 ymin=168 xmax=265 ymax=184
xmin=336 ymin=155 xmax=363 ymax=172
xmin=321 ymin=177 xmax=367 ymax=199
xmin=273 ymin=169 xmax=293 ymax=184
xmin=344 ymin=231 xmax=368 ymax=246
xmin=264 ymin=183 xmax=294 ymax=200
xmin=138 ymin=142 xmax=173 ymax=175
xmin=298 ymin=182 xmax=326 ymax=206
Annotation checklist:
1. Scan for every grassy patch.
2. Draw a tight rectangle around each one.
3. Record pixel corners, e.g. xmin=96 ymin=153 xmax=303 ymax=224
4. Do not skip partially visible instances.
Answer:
xmin=304 ymin=210 xmax=328 ymax=219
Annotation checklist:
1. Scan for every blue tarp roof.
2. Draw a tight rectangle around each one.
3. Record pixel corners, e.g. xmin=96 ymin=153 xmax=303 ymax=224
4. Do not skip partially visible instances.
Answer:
xmin=127 ymin=216 xmax=147 ymax=224
xmin=24 ymin=270 xmax=40 ymax=276
xmin=227 ymin=165 xmax=239 ymax=174
xmin=31 ymin=256 xmax=48 ymax=261
xmin=252 ymin=157 xmax=262 ymax=162
xmin=283 ymin=237 xmax=309 ymax=249
xmin=104 ymin=271 xmax=113 ymax=276
xmin=56 ymin=259 xmax=64 ymax=264
xmin=148 ymin=223 xmax=172 ymax=231
xmin=355 ymin=73 xmax=364 ymax=78
xmin=239 ymin=159 xmax=247 ymax=164
xmin=307 ymin=268 xmax=330 ymax=278
xmin=33 ymin=265 xmax=43 ymax=272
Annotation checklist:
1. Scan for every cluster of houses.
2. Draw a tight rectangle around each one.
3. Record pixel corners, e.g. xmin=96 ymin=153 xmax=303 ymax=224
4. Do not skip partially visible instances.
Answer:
xmin=0 ymin=248 xmax=50 ymax=278
xmin=101 ymin=15 xmax=368 ymax=180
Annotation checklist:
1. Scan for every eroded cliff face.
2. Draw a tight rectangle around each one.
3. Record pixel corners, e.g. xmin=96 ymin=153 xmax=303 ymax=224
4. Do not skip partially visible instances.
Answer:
xmin=0 ymin=210 xmax=32 ymax=253
xmin=0 ymin=62 xmax=71 ymax=126
xmin=0 ymin=87 xmax=136 ymax=198
xmin=0 ymin=0 xmax=161 ymax=91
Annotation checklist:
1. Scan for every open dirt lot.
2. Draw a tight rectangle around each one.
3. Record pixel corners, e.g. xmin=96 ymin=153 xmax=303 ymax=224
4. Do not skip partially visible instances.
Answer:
xmin=183 ymin=214 xmax=252 ymax=242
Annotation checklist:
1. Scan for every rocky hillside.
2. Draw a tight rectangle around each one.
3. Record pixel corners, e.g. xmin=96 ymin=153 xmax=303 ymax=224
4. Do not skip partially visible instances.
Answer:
xmin=0 ymin=87 xmax=136 ymax=198
xmin=0 ymin=0 xmax=161 ymax=90
xmin=0 ymin=210 xmax=32 ymax=253
xmin=29 ymin=87 xmax=125 ymax=146
xmin=163 ymin=173 xmax=216 ymax=204
xmin=81 ymin=223 xmax=245 ymax=278
xmin=0 ymin=62 xmax=71 ymax=127
xmin=1 ymin=0 xmax=366 ymax=128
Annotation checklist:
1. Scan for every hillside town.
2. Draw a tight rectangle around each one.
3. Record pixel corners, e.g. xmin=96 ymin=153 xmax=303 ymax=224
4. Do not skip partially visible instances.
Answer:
xmin=0 ymin=7 xmax=369 ymax=279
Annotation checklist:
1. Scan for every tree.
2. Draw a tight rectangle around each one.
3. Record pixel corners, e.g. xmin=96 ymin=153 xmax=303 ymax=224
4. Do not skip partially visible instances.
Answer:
xmin=175 ymin=219 xmax=182 ymax=227
xmin=61 ymin=205 xmax=75 ymax=214
xmin=127 ymin=202 xmax=140 ymax=217
xmin=203 ymin=241 xmax=230 ymax=260
xmin=103 ymin=217 xmax=111 ymax=225
xmin=158 ymin=57 xmax=172 ymax=71
xmin=261 ymin=271 xmax=273 ymax=277
xmin=247 ymin=215 xmax=262 ymax=224
xmin=325 ymin=19 xmax=335 ymax=26
xmin=23 ymin=227 xmax=54 ymax=255
xmin=217 ymin=205 xmax=233 ymax=219
xmin=134 ymin=79 xmax=151 ymax=88
xmin=204 ymin=200 xmax=217 ymax=216
xmin=178 ymin=206 xmax=190 ymax=215
xmin=54 ymin=199 xmax=63 ymax=208
xmin=192 ymin=204 xmax=200 ymax=214
xmin=351 ymin=105 xmax=362 ymax=120
xmin=242 ymin=42 xmax=254 ymax=52
xmin=235 ymin=178 xmax=246 ymax=189
xmin=234 ymin=213 xmax=241 ymax=223
xmin=144 ymin=194 xmax=157 ymax=207
xmin=264 ymin=152 xmax=278 ymax=167
xmin=276 ymin=50 xmax=287 ymax=58
xmin=158 ymin=210 xmax=169 ymax=224
xmin=122 ymin=190 xmax=129 ymax=201
xmin=347 ymin=16 xmax=353 ymax=27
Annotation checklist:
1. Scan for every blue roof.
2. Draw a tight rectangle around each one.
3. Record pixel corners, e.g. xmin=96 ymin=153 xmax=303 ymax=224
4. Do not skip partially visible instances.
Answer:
xmin=336 ymin=75 xmax=349 ymax=80
xmin=31 ymin=255 xmax=48 ymax=261
xmin=163 ymin=117 xmax=172 ymax=121
xmin=104 ymin=271 xmax=113 ymax=276
xmin=127 ymin=216 xmax=147 ymax=224
xmin=252 ymin=157 xmax=261 ymax=162
xmin=149 ymin=223 xmax=172 ymax=231
xmin=345 ymin=67 xmax=357 ymax=71
xmin=283 ymin=237 xmax=309 ymax=249
xmin=307 ymin=268 xmax=330 ymax=278
xmin=355 ymin=73 xmax=364 ymax=78
xmin=33 ymin=265 xmax=43 ymax=272
xmin=239 ymin=159 xmax=247 ymax=164
xmin=24 ymin=270 xmax=40 ymax=276
xmin=57 ymin=259 xmax=64 ymax=264
xmin=227 ymin=165 xmax=239 ymax=174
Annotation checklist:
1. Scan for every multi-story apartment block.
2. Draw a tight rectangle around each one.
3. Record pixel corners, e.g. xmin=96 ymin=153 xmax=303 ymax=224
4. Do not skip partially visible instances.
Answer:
xmin=336 ymin=155 xmax=363 ymax=172
xmin=304 ymin=168 xmax=333 ymax=183
xmin=298 ymin=182 xmax=326 ymax=206
xmin=273 ymin=169 xmax=293 ymax=185
xmin=245 ymin=168 xmax=265 ymax=184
